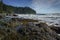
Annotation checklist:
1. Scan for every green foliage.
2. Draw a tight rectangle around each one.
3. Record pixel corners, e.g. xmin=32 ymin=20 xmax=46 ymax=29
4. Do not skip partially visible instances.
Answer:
xmin=0 ymin=0 xmax=3 ymax=13
xmin=0 ymin=1 xmax=36 ymax=14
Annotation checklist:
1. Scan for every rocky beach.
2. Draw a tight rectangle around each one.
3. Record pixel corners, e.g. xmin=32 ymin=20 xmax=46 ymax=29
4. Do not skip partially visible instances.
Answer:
xmin=0 ymin=14 xmax=60 ymax=40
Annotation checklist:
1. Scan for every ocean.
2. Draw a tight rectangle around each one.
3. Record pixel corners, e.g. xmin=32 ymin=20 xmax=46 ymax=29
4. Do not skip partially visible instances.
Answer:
xmin=16 ymin=14 xmax=60 ymax=27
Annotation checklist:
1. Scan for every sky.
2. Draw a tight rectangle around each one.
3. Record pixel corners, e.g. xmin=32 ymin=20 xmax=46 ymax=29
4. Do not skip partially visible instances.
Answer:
xmin=3 ymin=0 xmax=60 ymax=13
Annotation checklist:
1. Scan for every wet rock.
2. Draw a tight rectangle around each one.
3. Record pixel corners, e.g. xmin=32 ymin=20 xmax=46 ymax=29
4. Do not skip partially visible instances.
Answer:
xmin=51 ymin=27 xmax=60 ymax=34
xmin=0 ymin=15 xmax=3 ymax=19
xmin=36 ymin=22 xmax=48 ymax=27
xmin=17 ymin=23 xmax=60 ymax=40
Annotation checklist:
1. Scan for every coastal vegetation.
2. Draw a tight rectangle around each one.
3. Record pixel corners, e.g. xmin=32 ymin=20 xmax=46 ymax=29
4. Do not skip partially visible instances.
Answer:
xmin=0 ymin=1 xmax=36 ymax=14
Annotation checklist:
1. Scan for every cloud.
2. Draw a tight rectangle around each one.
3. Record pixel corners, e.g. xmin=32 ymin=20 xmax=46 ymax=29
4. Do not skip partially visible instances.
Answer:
xmin=32 ymin=0 xmax=60 ymax=7
xmin=31 ymin=0 xmax=60 ymax=13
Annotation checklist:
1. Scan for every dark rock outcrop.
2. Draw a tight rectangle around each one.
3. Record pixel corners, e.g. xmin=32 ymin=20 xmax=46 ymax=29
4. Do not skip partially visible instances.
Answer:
xmin=0 ymin=16 xmax=60 ymax=40
xmin=17 ymin=23 xmax=60 ymax=40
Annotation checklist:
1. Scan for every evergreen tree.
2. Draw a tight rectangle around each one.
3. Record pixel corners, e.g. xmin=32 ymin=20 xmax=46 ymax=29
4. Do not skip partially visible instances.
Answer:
xmin=0 ymin=0 xmax=3 ymax=13
xmin=0 ymin=0 xmax=36 ymax=14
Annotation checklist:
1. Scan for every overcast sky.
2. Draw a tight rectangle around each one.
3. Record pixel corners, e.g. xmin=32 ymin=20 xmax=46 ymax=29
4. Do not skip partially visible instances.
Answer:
xmin=3 ymin=0 xmax=60 ymax=13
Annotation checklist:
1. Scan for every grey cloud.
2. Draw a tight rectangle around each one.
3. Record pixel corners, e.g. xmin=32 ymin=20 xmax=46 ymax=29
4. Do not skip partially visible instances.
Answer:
xmin=32 ymin=0 xmax=60 ymax=13
xmin=32 ymin=0 xmax=60 ymax=7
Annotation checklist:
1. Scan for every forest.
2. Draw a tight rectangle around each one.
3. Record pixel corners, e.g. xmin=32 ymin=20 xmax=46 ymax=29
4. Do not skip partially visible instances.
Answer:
xmin=0 ymin=1 xmax=36 ymax=14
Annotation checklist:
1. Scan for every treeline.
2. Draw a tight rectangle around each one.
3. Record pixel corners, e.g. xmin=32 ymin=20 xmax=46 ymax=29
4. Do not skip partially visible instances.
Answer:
xmin=0 ymin=1 xmax=36 ymax=14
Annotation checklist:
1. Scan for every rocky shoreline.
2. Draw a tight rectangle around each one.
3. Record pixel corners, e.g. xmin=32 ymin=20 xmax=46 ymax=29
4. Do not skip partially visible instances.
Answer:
xmin=0 ymin=15 xmax=60 ymax=40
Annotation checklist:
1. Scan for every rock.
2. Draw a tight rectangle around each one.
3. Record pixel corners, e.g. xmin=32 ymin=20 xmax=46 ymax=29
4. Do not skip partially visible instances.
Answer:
xmin=17 ymin=23 xmax=60 ymax=40
xmin=0 ymin=15 xmax=3 ymax=19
